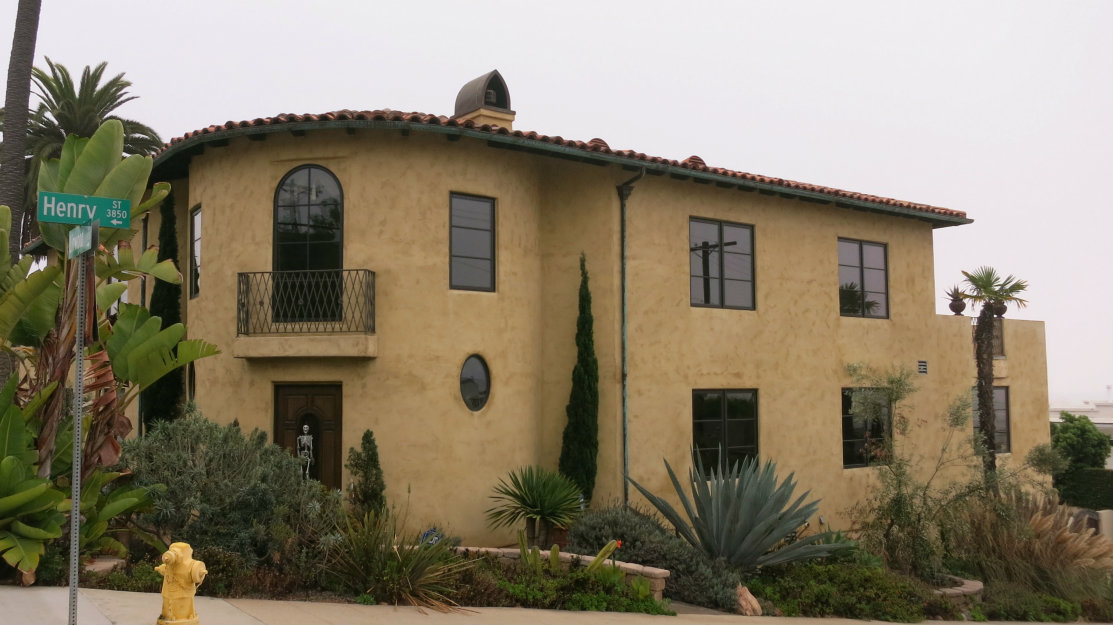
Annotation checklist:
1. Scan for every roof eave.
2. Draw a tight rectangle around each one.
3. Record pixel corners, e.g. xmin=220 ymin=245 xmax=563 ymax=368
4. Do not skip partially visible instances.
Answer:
xmin=153 ymin=120 xmax=973 ymax=229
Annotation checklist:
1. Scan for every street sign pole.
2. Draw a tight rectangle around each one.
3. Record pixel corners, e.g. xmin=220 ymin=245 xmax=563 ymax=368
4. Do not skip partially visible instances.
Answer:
xmin=67 ymin=249 xmax=86 ymax=625
xmin=64 ymin=222 xmax=96 ymax=625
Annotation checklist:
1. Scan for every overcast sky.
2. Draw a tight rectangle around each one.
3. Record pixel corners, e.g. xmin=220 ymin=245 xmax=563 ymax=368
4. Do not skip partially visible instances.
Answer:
xmin=4 ymin=0 xmax=1111 ymax=406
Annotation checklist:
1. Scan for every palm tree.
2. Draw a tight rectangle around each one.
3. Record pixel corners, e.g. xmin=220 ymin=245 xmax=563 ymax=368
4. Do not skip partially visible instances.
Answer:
xmin=0 ymin=0 xmax=42 ymax=262
xmin=959 ymin=266 xmax=1028 ymax=484
xmin=1 ymin=58 xmax=162 ymax=233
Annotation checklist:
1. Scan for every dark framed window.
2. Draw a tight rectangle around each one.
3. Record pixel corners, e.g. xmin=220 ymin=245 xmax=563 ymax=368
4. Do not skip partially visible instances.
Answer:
xmin=689 ymin=218 xmax=754 ymax=309
xmin=460 ymin=354 xmax=491 ymax=411
xmin=838 ymin=238 xmax=888 ymax=318
xmin=842 ymin=388 xmax=892 ymax=468
xmin=973 ymin=386 xmax=1011 ymax=453
xmin=273 ymin=165 xmax=343 ymax=322
xmin=693 ymin=389 xmax=758 ymax=470
xmin=450 ymin=193 xmax=495 ymax=291
xmin=190 ymin=205 xmax=202 ymax=298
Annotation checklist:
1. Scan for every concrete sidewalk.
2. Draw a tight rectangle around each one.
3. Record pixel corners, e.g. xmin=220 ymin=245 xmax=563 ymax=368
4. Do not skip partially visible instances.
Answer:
xmin=1 ymin=585 xmax=980 ymax=625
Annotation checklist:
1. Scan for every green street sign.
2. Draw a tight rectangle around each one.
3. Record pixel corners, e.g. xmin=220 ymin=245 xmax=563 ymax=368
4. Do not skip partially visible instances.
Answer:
xmin=67 ymin=225 xmax=94 ymax=259
xmin=38 ymin=191 xmax=131 ymax=228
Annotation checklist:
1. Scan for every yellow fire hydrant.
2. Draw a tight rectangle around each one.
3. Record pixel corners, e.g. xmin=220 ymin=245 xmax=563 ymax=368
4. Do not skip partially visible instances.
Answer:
xmin=155 ymin=542 xmax=207 ymax=625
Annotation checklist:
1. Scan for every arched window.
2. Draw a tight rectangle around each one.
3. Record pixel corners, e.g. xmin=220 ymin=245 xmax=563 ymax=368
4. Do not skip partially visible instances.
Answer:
xmin=273 ymin=165 xmax=344 ymax=322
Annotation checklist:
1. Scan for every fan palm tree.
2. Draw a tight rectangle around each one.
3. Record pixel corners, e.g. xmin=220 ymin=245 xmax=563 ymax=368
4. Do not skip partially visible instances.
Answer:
xmin=959 ymin=266 xmax=1028 ymax=484
xmin=1 ymin=58 xmax=162 ymax=233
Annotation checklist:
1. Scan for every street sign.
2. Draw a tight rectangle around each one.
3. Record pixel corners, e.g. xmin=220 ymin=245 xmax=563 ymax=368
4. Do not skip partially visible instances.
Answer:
xmin=38 ymin=191 xmax=131 ymax=228
xmin=67 ymin=225 xmax=93 ymax=258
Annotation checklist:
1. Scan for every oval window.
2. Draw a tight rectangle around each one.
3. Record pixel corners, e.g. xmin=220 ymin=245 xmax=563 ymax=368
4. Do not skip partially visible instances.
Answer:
xmin=460 ymin=355 xmax=490 ymax=411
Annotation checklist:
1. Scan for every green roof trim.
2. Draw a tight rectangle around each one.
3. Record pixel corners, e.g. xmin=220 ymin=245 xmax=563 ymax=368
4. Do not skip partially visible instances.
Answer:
xmin=153 ymin=118 xmax=972 ymax=228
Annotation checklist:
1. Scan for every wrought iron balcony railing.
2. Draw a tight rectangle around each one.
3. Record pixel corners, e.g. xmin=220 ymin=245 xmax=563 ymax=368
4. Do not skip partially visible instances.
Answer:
xmin=237 ymin=269 xmax=375 ymax=335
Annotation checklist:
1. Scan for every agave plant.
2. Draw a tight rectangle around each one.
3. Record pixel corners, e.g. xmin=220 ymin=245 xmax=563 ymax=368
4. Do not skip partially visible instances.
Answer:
xmin=628 ymin=451 xmax=845 ymax=572
xmin=486 ymin=466 xmax=582 ymax=547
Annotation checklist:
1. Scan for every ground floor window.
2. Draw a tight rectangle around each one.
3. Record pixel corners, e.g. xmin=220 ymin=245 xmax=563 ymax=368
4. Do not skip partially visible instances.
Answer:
xmin=842 ymin=388 xmax=892 ymax=468
xmin=973 ymin=386 xmax=1011 ymax=453
xmin=692 ymin=389 xmax=757 ymax=470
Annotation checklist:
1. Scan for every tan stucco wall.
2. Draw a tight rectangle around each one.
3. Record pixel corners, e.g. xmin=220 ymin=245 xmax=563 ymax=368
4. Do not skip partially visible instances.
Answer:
xmin=144 ymin=128 xmax=1051 ymax=543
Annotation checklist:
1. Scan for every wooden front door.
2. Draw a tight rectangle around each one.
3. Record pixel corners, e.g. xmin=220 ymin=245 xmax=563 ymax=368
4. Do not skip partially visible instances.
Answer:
xmin=274 ymin=384 xmax=342 ymax=489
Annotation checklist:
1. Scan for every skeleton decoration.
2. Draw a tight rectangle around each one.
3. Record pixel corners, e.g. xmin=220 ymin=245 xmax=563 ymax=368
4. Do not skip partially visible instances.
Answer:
xmin=297 ymin=423 xmax=314 ymax=478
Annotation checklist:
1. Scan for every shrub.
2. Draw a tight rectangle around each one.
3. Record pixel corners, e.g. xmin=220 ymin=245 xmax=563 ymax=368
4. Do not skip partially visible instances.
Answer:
xmin=345 ymin=429 xmax=386 ymax=518
xmin=451 ymin=554 xmax=516 ymax=608
xmin=747 ymin=562 xmax=932 ymax=622
xmin=482 ymin=553 xmax=673 ymax=614
xmin=941 ymin=491 xmax=1113 ymax=608
xmin=323 ymin=509 xmax=473 ymax=611
xmin=627 ymin=452 xmax=842 ymax=573
xmin=81 ymin=559 xmax=163 ymax=593
xmin=567 ymin=505 xmax=740 ymax=612
xmin=120 ymin=413 xmax=345 ymax=588
xmin=191 ymin=546 xmax=252 ymax=597
xmin=1055 ymin=467 xmax=1113 ymax=510
xmin=980 ymin=582 xmax=1082 ymax=622
xmin=486 ymin=466 xmax=582 ymax=547
xmin=1052 ymin=412 xmax=1111 ymax=470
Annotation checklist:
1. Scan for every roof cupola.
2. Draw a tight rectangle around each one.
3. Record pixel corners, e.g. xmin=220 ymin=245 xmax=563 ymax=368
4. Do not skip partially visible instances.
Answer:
xmin=453 ymin=70 xmax=515 ymax=129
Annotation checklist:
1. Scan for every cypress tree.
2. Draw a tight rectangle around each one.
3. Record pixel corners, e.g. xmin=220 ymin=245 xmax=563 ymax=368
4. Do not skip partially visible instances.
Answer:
xmin=346 ymin=429 xmax=386 ymax=518
xmin=559 ymin=253 xmax=599 ymax=501
xmin=140 ymin=193 xmax=183 ymax=427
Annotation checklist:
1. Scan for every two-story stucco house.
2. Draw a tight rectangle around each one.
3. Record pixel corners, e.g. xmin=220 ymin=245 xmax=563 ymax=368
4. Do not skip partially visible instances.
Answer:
xmin=140 ymin=71 xmax=1049 ymax=543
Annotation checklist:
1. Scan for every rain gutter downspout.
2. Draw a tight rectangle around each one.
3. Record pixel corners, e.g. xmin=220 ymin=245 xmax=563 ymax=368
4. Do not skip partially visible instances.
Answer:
xmin=616 ymin=168 xmax=644 ymax=506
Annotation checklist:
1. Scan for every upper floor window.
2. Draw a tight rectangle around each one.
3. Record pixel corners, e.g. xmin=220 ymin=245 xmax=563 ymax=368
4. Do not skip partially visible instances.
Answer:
xmin=274 ymin=166 xmax=344 ymax=322
xmin=190 ymin=205 xmax=202 ymax=298
xmin=838 ymin=238 xmax=888 ymax=318
xmin=275 ymin=165 xmax=343 ymax=272
xmin=972 ymin=318 xmax=1006 ymax=357
xmin=842 ymin=388 xmax=892 ymax=468
xmin=973 ymin=386 xmax=1011 ymax=453
xmin=693 ymin=389 xmax=758 ymax=471
xmin=689 ymin=218 xmax=754 ymax=309
xmin=450 ymin=193 xmax=495 ymax=291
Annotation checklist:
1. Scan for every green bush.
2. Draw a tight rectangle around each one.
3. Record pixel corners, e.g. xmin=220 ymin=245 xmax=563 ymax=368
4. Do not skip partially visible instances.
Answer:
xmin=192 ymin=546 xmax=252 ymax=597
xmin=567 ymin=505 xmax=740 ymax=612
xmin=120 ymin=414 xmax=344 ymax=588
xmin=747 ymin=562 xmax=932 ymax=622
xmin=493 ymin=560 xmax=673 ymax=614
xmin=1052 ymin=412 xmax=1111 ymax=470
xmin=323 ymin=509 xmax=472 ymax=610
xmin=345 ymin=430 xmax=386 ymax=519
xmin=82 ymin=559 xmax=163 ymax=593
xmin=1055 ymin=467 xmax=1113 ymax=510
xmin=452 ymin=554 xmax=517 ymax=608
xmin=980 ymin=582 xmax=1081 ymax=622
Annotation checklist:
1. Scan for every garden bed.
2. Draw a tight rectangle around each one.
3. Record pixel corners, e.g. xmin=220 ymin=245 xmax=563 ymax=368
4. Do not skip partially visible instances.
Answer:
xmin=454 ymin=546 xmax=670 ymax=600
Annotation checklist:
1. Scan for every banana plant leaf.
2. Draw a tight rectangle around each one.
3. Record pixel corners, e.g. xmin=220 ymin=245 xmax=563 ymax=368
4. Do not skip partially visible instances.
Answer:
xmin=95 ymin=241 xmax=180 ymax=285
xmin=63 ymin=120 xmax=124 ymax=196
xmin=0 ymin=266 xmax=62 ymax=346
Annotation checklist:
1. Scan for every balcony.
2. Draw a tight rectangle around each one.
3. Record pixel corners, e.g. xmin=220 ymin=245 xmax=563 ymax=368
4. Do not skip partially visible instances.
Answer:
xmin=233 ymin=269 xmax=376 ymax=359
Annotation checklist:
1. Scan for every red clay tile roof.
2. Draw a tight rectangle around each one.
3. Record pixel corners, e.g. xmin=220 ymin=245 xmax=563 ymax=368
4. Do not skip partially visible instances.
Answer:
xmin=155 ymin=109 xmax=969 ymax=225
